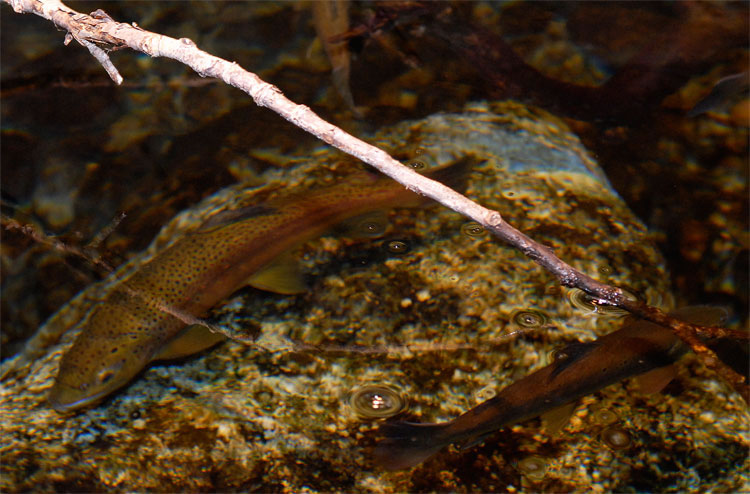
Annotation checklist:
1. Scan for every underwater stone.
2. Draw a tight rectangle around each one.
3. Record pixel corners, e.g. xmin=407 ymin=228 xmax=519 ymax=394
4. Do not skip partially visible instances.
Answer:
xmin=1 ymin=101 xmax=747 ymax=492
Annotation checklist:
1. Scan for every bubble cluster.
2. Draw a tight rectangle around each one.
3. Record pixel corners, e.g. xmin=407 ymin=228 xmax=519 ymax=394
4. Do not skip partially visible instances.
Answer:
xmin=349 ymin=384 xmax=407 ymax=419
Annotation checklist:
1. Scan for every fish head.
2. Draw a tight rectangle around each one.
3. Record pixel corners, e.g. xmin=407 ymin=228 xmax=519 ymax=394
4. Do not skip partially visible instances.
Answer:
xmin=49 ymin=313 xmax=156 ymax=412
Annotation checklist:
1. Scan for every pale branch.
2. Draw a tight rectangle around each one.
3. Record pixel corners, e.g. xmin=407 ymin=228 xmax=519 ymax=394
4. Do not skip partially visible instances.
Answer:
xmin=4 ymin=0 xmax=748 ymax=401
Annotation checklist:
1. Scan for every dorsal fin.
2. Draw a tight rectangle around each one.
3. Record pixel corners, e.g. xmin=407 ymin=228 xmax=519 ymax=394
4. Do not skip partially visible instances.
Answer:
xmin=199 ymin=205 xmax=278 ymax=231
xmin=670 ymin=306 xmax=729 ymax=327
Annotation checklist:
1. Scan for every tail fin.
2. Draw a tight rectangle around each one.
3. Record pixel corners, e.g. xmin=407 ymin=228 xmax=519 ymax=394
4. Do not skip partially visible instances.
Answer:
xmin=423 ymin=154 xmax=479 ymax=195
xmin=373 ymin=421 xmax=453 ymax=470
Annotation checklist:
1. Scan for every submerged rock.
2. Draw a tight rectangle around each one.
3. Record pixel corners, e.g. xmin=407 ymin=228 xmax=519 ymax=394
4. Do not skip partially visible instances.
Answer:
xmin=1 ymin=102 xmax=747 ymax=492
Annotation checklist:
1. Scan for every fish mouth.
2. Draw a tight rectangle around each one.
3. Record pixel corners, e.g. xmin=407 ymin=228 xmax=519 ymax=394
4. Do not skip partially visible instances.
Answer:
xmin=48 ymin=382 xmax=108 ymax=413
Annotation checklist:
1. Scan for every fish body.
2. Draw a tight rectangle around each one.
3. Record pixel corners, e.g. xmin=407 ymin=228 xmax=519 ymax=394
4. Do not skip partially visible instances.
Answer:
xmin=374 ymin=307 xmax=725 ymax=470
xmin=49 ymin=160 xmax=469 ymax=412
xmin=688 ymin=72 xmax=750 ymax=117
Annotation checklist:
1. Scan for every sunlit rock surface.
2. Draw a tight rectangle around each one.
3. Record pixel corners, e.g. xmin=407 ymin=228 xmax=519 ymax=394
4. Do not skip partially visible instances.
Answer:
xmin=1 ymin=102 xmax=747 ymax=492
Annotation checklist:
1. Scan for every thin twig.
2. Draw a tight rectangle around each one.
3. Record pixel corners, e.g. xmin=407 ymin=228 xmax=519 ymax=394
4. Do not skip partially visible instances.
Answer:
xmin=1 ymin=214 xmax=114 ymax=275
xmin=4 ymin=0 xmax=747 ymax=401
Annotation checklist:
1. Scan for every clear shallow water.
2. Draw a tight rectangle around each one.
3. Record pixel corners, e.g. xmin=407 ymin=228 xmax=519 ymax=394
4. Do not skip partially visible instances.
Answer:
xmin=1 ymin=2 xmax=747 ymax=492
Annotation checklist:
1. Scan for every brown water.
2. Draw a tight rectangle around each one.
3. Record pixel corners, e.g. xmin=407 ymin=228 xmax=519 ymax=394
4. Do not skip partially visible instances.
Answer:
xmin=1 ymin=2 xmax=747 ymax=492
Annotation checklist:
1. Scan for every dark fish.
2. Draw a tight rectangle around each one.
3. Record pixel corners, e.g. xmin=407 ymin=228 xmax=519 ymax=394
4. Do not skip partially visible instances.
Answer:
xmin=312 ymin=0 xmax=361 ymax=116
xmin=688 ymin=72 xmax=750 ymax=117
xmin=374 ymin=306 xmax=727 ymax=470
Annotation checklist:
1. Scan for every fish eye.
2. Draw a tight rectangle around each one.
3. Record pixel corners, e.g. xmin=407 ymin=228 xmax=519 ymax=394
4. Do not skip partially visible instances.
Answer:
xmin=95 ymin=358 xmax=125 ymax=385
xmin=97 ymin=369 xmax=115 ymax=384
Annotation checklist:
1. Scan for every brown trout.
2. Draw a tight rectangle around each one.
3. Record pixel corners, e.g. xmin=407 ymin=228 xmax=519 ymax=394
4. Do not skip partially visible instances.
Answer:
xmin=49 ymin=159 xmax=469 ymax=412
xmin=374 ymin=307 xmax=727 ymax=470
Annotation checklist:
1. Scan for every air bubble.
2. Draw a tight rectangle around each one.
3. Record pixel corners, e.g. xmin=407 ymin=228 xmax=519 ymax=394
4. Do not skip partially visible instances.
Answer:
xmin=349 ymin=384 xmax=407 ymax=419
xmin=385 ymin=239 xmax=410 ymax=255
xmin=473 ymin=385 xmax=497 ymax=402
xmin=592 ymin=407 xmax=618 ymax=426
xmin=461 ymin=222 xmax=486 ymax=237
xmin=601 ymin=426 xmax=632 ymax=450
xmin=517 ymin=455 xmax=547 ymax=480
xmin=511 ymin=309 xmax=549 ymax=328
xmin=567 ymin=287 xmax=641 ymax=316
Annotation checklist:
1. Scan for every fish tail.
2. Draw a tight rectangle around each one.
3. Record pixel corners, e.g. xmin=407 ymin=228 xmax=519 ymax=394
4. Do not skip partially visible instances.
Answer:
xmin=424 ymin=155 xmax=477 ymax=195
xmin=373 ymin=420 xmax=453 ymax=470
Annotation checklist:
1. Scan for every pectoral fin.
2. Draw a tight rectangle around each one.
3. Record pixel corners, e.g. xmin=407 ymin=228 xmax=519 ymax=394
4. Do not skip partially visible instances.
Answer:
xmin=153 ymin=324 xmax=226 ymax=361
xmin=246 ymin=253 xmax=307 ymax=294
xmin=541 ymin=401 xmax=577 ymax=436
xmin=634 ymin=364 xmax=677 ymax=394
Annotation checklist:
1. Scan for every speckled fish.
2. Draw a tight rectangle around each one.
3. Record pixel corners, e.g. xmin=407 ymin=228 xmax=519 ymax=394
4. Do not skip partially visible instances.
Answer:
xmin=374 ymin=306 xmax=727 ymax=470
xmin=48 ymin=159 xmax=469 ymax=412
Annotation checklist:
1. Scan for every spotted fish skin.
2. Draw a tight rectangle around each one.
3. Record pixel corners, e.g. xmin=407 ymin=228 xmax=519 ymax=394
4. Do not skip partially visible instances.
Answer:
xmin=49 ymin=160 xmax=470 ymax=412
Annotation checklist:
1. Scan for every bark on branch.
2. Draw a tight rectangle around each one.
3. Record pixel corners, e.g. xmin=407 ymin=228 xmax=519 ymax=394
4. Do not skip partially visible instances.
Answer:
xmin=4 ymin=0 xmax=748 ymax=402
